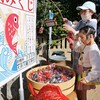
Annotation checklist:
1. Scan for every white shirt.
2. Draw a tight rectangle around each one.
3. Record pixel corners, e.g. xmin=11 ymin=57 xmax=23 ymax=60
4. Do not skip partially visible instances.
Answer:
xmin=84 ymin=44 xmax=100 ymax=82
xmin=75 ymin=43 xmax=100 ymax=82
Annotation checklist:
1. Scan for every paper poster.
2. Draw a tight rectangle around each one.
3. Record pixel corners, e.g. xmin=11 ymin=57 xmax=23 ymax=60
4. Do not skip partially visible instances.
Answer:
xmin=0 ymin=0 xmax=37 ymax=87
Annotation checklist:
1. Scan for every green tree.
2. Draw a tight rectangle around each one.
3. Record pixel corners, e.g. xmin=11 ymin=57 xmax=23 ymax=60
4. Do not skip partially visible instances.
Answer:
xmin=36 ymin=0 xmax=85 ymax=46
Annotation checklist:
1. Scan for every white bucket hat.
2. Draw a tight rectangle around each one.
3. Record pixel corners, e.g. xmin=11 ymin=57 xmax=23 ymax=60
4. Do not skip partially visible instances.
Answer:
xmin=76 ymin=1 xmax=96 ymax=13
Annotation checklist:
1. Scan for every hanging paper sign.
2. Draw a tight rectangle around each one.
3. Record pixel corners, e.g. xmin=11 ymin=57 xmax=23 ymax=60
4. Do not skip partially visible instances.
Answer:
xmin=45 ymin=19 xmax=56 ymax=27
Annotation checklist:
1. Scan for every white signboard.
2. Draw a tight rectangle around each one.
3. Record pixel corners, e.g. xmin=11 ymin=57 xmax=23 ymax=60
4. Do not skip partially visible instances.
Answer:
xmin=0 ymin=0 xmax=37 ymax=87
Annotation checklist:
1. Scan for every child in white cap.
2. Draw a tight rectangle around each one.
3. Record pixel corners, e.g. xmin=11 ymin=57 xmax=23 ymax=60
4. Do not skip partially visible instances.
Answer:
xmin=76 ymin=1 xmax=97 ymax=36
xmin=63 ymin=1 xmax=97 ymax=35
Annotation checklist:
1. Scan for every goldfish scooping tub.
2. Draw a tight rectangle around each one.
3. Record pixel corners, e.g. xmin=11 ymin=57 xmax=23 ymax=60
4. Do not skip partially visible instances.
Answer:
xmin=26 ymin=64 xmax=76 ymax=96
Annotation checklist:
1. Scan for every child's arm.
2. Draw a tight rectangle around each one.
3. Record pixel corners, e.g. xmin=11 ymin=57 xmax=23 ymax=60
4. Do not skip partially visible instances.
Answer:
xmin=84 ymin=49 xmax=100 ymax=83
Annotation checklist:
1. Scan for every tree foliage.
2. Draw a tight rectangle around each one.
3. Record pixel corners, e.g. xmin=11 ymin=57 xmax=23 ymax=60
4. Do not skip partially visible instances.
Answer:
xmin=36 ymin=0 xmax=84 ymax=34
xmin=36 ymin=0 xmax=99 ymax=46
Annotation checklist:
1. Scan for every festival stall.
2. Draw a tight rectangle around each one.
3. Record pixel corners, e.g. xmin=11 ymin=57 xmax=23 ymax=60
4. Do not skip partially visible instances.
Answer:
xmin=0 ymin=0 xmax=37 ymax=100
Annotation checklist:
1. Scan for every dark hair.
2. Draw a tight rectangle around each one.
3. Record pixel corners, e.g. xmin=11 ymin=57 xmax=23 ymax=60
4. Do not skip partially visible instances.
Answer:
xmin=79 ymin=25 xmax=95 ymax=36
xmin=92 ymin=13 xmax=98 ymax=19
xmin=97 ymin=13 xmax=100 ymax=23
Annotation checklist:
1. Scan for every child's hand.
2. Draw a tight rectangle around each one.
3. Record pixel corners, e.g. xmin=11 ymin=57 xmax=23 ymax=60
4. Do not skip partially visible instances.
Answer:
xmin=80 ymin=78 xmax=87 ymax=84
xmin=77 ymin=78 xmax=89 ymax=90
xmin=77 ymin=80 xmax=95 ymax=90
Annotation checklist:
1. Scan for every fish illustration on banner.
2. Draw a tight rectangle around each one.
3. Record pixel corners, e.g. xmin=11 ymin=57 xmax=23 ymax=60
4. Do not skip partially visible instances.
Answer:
xmin=5 ymin=13 xmax=19 ymax=55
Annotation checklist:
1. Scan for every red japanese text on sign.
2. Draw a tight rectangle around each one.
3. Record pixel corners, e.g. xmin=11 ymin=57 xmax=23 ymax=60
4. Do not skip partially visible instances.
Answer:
xmin=0 ymin=0 xmax=34 ymax=13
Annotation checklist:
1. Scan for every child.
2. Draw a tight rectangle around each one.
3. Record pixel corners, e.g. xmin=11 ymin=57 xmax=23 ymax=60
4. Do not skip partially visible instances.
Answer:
xmin=75 ymin=25 xmax=100 ymax=100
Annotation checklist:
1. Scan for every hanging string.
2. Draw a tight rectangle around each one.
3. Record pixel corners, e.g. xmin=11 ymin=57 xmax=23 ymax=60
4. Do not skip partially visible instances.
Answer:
xmin=39 ymin=0 xmax=64 ymax=33
xmin=40 ymin=0 xmax=63 ymax=27
xmin=50 ymin=0 xmax=63 ymax=19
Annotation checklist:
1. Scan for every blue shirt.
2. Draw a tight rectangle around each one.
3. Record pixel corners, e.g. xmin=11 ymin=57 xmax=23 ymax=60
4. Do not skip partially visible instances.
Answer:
xmin=75 ymin=19 xmax=97 ymax=37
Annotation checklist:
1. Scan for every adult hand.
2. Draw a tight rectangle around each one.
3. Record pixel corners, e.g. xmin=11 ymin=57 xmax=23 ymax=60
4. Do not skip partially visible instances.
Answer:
xmin=63 ymin=24 xmax=76 ymax=34
xmin=63 ymin=18 xmax=68 ymax=23
xmin=63 ymin=24 xmax=71 ymax=31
